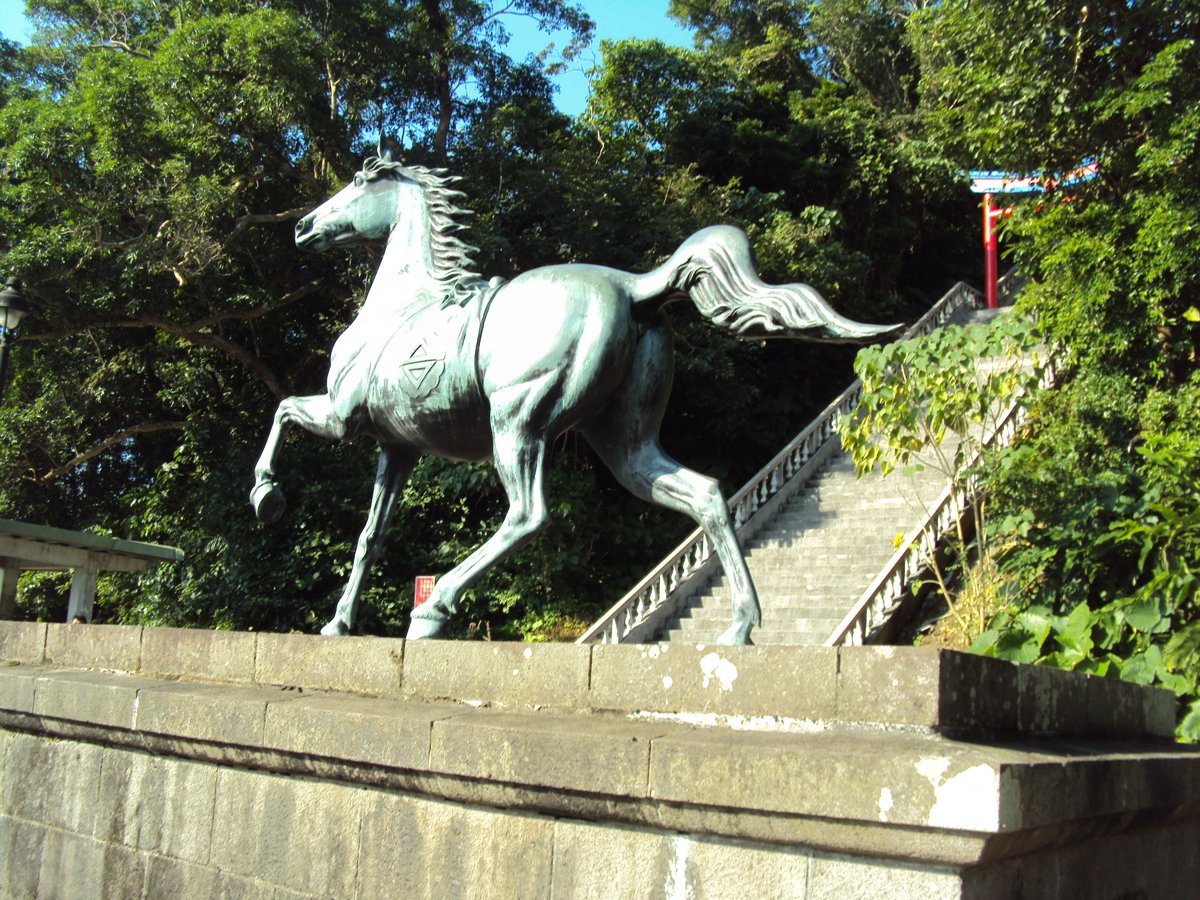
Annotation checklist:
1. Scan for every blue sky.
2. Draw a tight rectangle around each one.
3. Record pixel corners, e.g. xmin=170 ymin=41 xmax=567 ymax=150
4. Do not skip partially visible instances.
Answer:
xmin=0 ymin=0 xmax=693 ymax=116
xmin=504 ymin=0 xmax=694 ymax=114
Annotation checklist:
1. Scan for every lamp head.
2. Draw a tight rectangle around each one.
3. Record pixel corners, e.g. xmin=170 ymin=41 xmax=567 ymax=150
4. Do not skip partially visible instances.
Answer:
xmin=0 ymin=277 xmax=30 ymax=334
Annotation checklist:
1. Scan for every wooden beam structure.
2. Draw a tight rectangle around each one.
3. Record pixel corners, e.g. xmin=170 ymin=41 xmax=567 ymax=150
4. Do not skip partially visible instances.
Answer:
xmin=0 ymin=519 xmax=183 ymax=622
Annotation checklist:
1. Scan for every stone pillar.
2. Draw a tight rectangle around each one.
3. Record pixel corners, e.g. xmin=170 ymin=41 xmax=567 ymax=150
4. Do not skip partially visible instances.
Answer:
xmin=66 ymin=561 xmax=97 ymax=623
xmin=0 ymin=558 xmax=18 ymax=619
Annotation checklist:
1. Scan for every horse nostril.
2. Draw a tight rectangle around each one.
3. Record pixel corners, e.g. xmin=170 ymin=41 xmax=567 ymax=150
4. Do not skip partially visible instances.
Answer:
xmin=296 ymin=216 xmax=313 ymax=238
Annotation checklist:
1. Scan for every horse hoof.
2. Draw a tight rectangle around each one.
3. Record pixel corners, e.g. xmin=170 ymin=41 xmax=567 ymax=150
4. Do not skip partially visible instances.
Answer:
xmin=320 ymin=619 xmax=350 ymax=636
xmin=406 ymin=611 xmax=447 ymax=640
xmin=716 ymin=623 xmax=754 ymax=646
xmin=251 ymin=481 xmax=286 ymax=524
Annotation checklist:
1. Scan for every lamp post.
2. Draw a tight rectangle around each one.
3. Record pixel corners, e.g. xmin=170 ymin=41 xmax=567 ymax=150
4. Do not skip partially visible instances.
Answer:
xmin=0 ymin=277 xmax=31 ymax=400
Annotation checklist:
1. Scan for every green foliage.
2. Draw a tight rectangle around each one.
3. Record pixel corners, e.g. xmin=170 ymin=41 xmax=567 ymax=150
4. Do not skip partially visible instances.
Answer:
xmin=842 ymin=315 xmax=1045 ymax=479
xmin=907 ymin=0 xmax=1200 ymax=738
xmin=840 ymin=314 xmax=1045 ymax=619
xmin=977 ymin=378 xmax=1200 ymax=740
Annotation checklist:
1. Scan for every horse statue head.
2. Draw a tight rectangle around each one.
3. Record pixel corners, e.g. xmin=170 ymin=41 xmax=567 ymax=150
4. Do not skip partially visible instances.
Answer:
xmin=294 ymin=153 xmax=482 ymax=303
xmin=293 ymin=156 xmax=421 ymax=250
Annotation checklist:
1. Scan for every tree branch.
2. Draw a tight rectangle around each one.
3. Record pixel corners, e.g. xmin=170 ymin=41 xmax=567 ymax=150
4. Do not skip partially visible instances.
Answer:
xmin=26 ymin=278 xmax=326 ymax=354
xmin=92 ymin=40 xmax=151 ymax=59
xmin=139 ymin=317 xmax=289 ymax=400
xmin=228 ymin=206 xmax=313 ymax=239
xmin=38 ymin=421 xmax=188 ymax=483
xmin=188 ymin=279 xmax=327 ymax=329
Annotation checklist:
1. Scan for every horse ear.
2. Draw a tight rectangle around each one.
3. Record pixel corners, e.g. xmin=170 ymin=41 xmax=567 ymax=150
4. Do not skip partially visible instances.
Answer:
xmin=377 ymin=136 xmax=401 ymax=163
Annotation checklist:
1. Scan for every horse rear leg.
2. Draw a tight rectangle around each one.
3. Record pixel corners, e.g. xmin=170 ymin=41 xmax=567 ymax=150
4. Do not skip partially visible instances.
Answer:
xmin=407 ymin=425 xmax=551 ymax=640
xmin=582 ymin=324 xmax=760 ymax=645
xmin=323 ymin=447 xmax=416 ymax=636
xmin=251 ymin=394 xmax=349 ymax=523
xmin=588 ymin=435 xmax=760 ymax=645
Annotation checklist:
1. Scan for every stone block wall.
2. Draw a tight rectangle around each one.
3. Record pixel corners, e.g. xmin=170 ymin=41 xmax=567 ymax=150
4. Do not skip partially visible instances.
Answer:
xmin=1 ymin=622 xmax=1199 ymax=898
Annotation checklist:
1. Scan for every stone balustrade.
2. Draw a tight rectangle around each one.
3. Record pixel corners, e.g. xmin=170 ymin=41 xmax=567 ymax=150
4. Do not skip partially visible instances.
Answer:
xmin=578 ymin=282 xmax=984 ymax=645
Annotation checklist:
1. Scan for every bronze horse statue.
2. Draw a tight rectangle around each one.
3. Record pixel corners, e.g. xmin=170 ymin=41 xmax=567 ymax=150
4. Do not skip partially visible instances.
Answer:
xmin=251 ymin=155 xmax=897 ymax=643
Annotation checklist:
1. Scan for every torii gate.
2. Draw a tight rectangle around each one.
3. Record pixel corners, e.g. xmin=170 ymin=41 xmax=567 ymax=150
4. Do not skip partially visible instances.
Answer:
xmin=969 ymin=161 xmax=1099 ymax=308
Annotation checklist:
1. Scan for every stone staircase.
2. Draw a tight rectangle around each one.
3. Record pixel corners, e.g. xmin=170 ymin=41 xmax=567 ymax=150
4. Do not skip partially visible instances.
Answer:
xmin=658 ymin=448 xmax=954 ymax=645
xmin=577 ymin=280 xmax=1018 ymax=647
xmin=656 ymin=303 xmax=1011 ymax=646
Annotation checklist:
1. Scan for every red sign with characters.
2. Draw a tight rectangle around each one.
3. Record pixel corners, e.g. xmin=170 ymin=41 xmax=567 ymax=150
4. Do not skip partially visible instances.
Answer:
xmin=413 ymin=575 xmax=436 ymax=607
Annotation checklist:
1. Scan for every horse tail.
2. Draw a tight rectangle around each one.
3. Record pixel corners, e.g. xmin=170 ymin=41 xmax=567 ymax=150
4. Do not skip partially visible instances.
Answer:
xmin=632 ymin=225 xmax=901 ymax=342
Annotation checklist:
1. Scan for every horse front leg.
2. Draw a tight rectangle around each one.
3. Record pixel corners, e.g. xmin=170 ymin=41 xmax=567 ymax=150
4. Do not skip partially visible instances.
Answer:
xmin=407 ymin=429 xmax=550 ymax=639
xmin=251 ymin=394 xmax=347 ymax=523
xmin=323 ymin=447 xmax=416 ymax=636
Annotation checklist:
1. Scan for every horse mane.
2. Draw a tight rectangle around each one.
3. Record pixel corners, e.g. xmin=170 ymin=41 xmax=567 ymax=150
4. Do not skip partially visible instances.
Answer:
xmin=360 ymin=156 xmax=485 ymax=305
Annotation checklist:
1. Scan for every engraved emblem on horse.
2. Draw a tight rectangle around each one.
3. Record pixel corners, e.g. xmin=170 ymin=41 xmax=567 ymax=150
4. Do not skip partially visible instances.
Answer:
xmin=251 ymin=154 xmax=898 ymax=643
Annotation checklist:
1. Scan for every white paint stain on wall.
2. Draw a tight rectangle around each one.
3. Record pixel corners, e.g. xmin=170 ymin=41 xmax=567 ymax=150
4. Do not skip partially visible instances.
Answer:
xmin=877 ymin=787 xmax=894 ymax=822
xmin=916 ymin=756 xmax=1000 ymax=830
xmin=699 ymin=652 xmax=738 ymax=692
xmin=664 ymin=835 xmax=694 ymax=899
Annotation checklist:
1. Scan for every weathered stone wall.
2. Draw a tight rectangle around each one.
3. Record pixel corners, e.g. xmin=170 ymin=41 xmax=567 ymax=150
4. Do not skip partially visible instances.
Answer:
xmin=1 ymin=621 xmax=1198 ymax=898
xmin=1 ymin=730 xmax=985 ymax=898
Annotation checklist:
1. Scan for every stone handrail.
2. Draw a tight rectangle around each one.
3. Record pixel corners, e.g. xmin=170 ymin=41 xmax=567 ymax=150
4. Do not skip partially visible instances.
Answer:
xmin=577 ymin=281 xmax=983 ymax=645
xmin=824 ymin=353 xmax=1054 ymax=647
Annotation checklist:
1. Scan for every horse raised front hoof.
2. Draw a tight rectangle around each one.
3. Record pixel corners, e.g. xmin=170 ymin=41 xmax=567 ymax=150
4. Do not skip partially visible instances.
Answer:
xmin=251 ymin=480 xmax=286 ymax=524
xmin=320 ymin=619 xmax=350 ymax=637
xmin=406 ymin=609 xmax=448 ymax=640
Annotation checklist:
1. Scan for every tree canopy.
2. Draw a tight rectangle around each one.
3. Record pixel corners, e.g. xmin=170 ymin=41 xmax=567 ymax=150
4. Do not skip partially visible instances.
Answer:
xmin=21 ymin=0 xmax=1163 ymax=653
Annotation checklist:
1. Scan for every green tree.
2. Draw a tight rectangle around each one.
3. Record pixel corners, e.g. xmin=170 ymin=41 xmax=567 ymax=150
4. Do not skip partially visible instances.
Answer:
xmin=807 ymin=0 xmax=921 ymax=116
xmin=912 ymin=0 xmax=1200 ymax=737
xmin=0 ymin=0 xmax=601 ymax=634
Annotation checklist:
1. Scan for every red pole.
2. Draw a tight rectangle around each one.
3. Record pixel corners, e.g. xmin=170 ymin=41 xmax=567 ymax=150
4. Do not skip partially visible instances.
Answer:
xmin=983 ymin=192 xmax=998 ymax=309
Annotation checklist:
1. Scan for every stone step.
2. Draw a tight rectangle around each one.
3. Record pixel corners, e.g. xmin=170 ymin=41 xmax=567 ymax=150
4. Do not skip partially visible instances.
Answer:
xmin=694 ymin=595 xmax=874 ymax=612
xmin=691 ymin=585 xmax=878 ymax=603
xmin=670 ymin=615 xmax=847 ymax=636
xmin=745 ymin=543 xmax=906 ymax=562
xmin=709 ymin=564 xmax=878 ymax=577
xmin=696 ymin=572 xmax=886 ymax=593
xmin=757 ymin=523 xmax=922 ymax=539
xmin=748 ymin=523 xmax=914 ymax=539
xmin=661 ymin=626 xmax=835 ymax=645
xmin=673 ymin=603 xmax=852 ymax=621
xmin=684 ymin=611 xmax=864 ymax=628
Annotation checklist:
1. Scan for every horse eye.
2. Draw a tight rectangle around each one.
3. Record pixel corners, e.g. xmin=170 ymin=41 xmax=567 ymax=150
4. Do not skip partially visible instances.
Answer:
xmin=354 ymin=174 xmax=365 ymax=187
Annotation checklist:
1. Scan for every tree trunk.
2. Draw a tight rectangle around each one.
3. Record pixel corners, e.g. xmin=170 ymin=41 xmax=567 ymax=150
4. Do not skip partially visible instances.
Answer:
xmin=420 ymin=0 xmax=454 ymax=160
